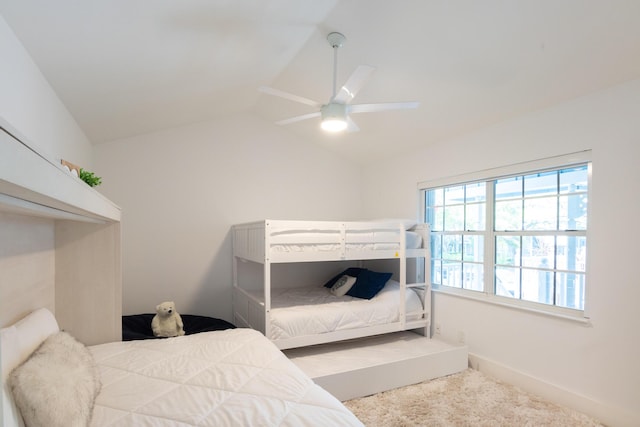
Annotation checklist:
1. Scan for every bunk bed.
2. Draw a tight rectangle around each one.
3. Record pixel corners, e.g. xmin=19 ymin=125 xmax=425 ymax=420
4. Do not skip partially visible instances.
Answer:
xmin=232 ymin=219 xmax=432 ymax=349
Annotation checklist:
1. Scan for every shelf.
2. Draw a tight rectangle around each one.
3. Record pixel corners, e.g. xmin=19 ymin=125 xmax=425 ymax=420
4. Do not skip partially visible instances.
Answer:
xmin=0 ymin=118 xmax=120 ymax=223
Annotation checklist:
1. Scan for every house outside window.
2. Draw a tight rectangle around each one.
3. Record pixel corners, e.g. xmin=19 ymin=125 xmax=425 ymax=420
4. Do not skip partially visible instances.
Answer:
xmin=420 ymin=152 xmax=590 ymax=317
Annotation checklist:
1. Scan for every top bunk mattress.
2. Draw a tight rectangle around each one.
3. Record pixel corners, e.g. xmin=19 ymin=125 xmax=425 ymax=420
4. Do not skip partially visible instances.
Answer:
xmin=271 ymin=230 xmax=423 ymax=253
xmin=233 ymin=219 xmax=428 ymax=262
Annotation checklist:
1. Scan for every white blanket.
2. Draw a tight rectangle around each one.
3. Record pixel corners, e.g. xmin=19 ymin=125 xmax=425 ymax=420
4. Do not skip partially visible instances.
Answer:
xmin=261 ymin=280 xmax=424 ymax=340
xmin=271 ymin=231 xmax=423 ymax=253
xmin=89 ymin=329 xmax=362 ymax=426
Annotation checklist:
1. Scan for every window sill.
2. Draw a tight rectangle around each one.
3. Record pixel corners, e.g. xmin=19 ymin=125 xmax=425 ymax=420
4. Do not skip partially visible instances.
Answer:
xmin=432 ymin=285 xmax=591 ymax=325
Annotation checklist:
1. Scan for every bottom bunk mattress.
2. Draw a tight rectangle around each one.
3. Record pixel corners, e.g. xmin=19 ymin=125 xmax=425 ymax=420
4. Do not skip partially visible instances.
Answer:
xmin=89 ymin=328 xmax=363 ymax=426
xmin=251 ymin=280 xmax=424 ymax=340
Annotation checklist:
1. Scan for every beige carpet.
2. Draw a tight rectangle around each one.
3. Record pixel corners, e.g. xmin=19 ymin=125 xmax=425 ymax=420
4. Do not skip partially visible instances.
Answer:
xmin=344 ymin=369 xmax=604 ymax=427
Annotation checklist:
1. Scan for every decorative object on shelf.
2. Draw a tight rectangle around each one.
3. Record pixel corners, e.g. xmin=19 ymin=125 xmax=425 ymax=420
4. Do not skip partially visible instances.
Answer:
xmin=61 ymin=159 xmax=102 ymax=187
xmin=60 ymin=159 xmax=80 ymax=177
xmin=78 ymin=169 xmax=102 ymax=187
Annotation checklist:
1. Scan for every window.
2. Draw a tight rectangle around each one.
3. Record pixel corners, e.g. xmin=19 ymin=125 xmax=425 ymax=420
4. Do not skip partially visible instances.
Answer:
xmin=421 ymin=153 xmax=590 ymax=315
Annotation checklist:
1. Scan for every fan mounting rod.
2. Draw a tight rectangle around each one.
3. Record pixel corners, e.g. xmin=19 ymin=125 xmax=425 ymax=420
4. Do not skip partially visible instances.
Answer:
xmin=327 ymin=32 xmax=346 ymax=99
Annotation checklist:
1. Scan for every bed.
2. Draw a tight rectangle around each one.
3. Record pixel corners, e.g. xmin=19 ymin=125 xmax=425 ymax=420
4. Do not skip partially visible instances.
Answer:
xmin=232 ymin=220 xmax=432 ymax=349
xmin=1 ymin=308 xmax=364 ymax=427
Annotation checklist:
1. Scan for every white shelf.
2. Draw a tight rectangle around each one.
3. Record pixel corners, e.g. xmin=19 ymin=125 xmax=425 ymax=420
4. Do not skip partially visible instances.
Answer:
xmin=0 ymin=118 xmax=120 ymax=223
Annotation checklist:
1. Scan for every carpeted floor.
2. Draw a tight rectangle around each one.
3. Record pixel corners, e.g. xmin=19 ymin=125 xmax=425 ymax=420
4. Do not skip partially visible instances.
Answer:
xmin=344 ymin=369 xmax=604 ymax=427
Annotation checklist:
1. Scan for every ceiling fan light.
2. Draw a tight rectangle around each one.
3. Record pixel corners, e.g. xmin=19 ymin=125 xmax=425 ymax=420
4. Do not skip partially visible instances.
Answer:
xmin=321 ymin=118 xmax=348 ymax=132
xmin=321 ymin=103 xmax=348 ymax=132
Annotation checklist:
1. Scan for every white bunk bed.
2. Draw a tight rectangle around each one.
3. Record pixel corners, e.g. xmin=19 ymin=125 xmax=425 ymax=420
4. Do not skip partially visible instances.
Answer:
xmin=232 ymin=219 xmax=431 ymax=349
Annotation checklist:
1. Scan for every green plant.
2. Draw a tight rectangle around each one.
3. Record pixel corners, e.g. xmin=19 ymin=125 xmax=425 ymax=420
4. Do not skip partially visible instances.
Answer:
xmin=79 ymin=169 xmax=102 ymax=187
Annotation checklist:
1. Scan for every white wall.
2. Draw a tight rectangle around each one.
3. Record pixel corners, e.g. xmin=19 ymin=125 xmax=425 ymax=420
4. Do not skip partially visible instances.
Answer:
xmin=93 ymin=114 xmax=363 ymax=320
xmin=0 ymin=15 xmax=92 ymax=167
xmin=361 ymin=78 xmax=640 ymax=426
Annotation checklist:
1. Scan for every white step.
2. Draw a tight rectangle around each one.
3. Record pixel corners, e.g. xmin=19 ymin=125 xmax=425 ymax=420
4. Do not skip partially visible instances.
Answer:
xmin=284 ymin=331 xmax=468 ymax=401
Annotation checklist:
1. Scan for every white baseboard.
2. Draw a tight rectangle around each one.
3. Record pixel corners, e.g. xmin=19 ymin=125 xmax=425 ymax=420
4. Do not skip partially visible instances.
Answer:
xmin=468 ymin=353 xmax=639 ymax=427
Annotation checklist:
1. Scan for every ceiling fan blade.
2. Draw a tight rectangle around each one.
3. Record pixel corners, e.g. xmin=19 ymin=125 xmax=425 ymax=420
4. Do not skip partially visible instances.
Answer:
xmin=346 ymin=116 xmax=360 ymax=132
xmin=275 ymin=111 xmax=321 ymax=126
xmin=333 ymin=65 xmax=376 ymax=104
xmin=259 ymin=86 xmax=322 ymax=108
xmin=349 ymin=101 xmax=420 ymax=114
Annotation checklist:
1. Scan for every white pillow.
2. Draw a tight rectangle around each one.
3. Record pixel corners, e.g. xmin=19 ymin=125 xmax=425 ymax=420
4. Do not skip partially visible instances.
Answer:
xmin=330 ymin=275 xmax=357 ymax=297
xmin=9 ymin=331 xmax=101 ymax=427
xmin=1 ymin=308 xmax=59 ymax=427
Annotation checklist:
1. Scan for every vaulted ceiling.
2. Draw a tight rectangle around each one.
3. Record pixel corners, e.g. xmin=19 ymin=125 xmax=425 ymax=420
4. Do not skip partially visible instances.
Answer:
xmin=2 ymin=0 xmax=640 ymax=162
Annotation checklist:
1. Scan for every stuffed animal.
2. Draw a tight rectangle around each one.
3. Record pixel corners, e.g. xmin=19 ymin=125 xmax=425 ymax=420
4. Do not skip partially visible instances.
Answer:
xmin=151 ymin=301 xmax=185 ymax=337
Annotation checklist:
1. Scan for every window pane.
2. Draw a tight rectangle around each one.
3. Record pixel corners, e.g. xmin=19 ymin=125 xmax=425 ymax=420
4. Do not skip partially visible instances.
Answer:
xmin=524 ymin=171 xmax=557 ymax=197
xmin=463 ymin=235 xmax=484 ymax=262
xmin=556 ymin=236 xmax=586 ymax=272
xmin=463 ymin=263 xmax=483 ymax=291
xmin=495 ymin=177 xmax=522 ymax=200
xmin=495 ymin=236 xmax=520 ymax=266
xmin=466 ymin=203 xmax=486 ymax=231
xmin=524 ymin=196 xmax=557 ymax=230
xmin=555 ymin=272 xmax=585 ymax=310
xmin=445 ymin=186 xmax=465 ymax=205
xmin=560 ymin=166 xmax=588 ymax=194
xmin=442 ymin=261 xmax=462 ymax=288
xmin=465 ymin=182 xmax=486 ymax=203
xmin=443 ymin=235 xmax=462 ymax=260
xmin=559 ymin=194 xmax=587 ymax=230
xmin=432 ymin=259 xmax=442 ymax=285
xmin=521 ymin=236 xmax=555 ymax=268
xmin=427 ymin=188 xmax=444 ymax=206
xmin=429 ymin=206 xmax=444 ymax=231
xmin=522 ymin=268 xmax=554 ymax=305
xmin=495 ymin=200 xmax=522 ymax=231
xmin=432 ymin=234 xmax=443 ymax=258
xmin=495 ymin=266 xmax=520 ymax=298
xmin=444 ymin=205 xmax=464 ymax=231
xmin=431 ymin=234 xmax=442 ymax=258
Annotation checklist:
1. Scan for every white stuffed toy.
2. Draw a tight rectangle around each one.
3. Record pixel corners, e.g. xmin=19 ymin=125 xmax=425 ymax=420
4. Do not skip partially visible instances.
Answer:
xmin=151 ymin=301 xmax=185 ymax=337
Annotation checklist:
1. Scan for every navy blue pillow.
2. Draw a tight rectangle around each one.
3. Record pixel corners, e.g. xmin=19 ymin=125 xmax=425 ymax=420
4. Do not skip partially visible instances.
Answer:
xmin=346 ymin=270 xmax=393 ymax=299
xmin=323 ymin=267 xmax=366 ymax=288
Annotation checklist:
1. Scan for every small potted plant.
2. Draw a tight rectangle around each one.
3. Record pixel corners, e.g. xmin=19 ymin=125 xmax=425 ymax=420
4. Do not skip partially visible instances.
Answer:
xmin=79 ymin=169 xmax=102 ymax=187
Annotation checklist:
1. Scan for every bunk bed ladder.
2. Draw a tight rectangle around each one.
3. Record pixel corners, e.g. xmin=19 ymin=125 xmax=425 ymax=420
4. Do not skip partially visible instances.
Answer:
xmin=399 ymin=224 xmax=407 ymax=329
xmin=264 ymin=221 xmax=272 ymax=340
xmin=398 ymin=223 xmax=431 ymax=338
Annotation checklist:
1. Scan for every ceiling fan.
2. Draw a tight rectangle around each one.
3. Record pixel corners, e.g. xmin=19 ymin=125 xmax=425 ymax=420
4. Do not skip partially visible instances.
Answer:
xmin=259 ymin=32 xmax=420 ymax=132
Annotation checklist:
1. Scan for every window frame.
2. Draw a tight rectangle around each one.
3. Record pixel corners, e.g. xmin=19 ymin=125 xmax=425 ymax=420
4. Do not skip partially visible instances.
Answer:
xmin=418 ymin=151 xmax=592 ymax=322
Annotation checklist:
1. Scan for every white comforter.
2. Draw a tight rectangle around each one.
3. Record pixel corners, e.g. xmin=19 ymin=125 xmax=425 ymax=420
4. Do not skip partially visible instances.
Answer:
xmin=264 ymin=280 xmax=424 ymax=340
xmin=89 ymin=329 xmax=362 ymax=426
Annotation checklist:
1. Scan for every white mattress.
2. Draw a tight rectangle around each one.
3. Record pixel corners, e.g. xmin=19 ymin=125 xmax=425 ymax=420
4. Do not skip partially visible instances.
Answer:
xmin=89 ymin=329 xmax=362 ymax=426
xmin=271 ymin=231 xmax=423 ymax=253
xmin=258 ymin=280 xmax=424 ymax=340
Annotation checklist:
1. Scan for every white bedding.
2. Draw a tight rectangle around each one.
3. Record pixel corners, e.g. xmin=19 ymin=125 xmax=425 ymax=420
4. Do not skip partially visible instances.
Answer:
xmin=253 ymin=280 xmax=424 ymax=340
xmin=271 ymin=231 xmax=423 ymax=253
xmin=89 ymin=328 xmax=362 ymax=426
